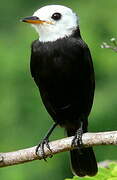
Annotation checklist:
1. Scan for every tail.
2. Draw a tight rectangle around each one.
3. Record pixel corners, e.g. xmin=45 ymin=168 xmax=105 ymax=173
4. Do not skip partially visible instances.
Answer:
xmin=67 ymin=129 xmax=98 ymax=177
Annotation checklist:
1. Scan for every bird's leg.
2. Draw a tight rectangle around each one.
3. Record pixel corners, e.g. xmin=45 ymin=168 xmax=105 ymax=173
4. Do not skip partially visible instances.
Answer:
xmin=36 ymin=122 xmax=57 ymax=161
xmin=71 ymin=122 xmax=84 ymax=154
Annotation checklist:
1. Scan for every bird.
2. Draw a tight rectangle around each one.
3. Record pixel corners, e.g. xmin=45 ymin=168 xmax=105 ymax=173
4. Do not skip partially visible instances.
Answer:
xmin=21 ymin=4 xmax=98 ymax=177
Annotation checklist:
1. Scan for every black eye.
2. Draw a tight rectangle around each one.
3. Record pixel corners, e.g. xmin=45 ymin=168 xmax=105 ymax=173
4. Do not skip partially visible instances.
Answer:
xmin=51 ymin=13 xmax=62 ymax=21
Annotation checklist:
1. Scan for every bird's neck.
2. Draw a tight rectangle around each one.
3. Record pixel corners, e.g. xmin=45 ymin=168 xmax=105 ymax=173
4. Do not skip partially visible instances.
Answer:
xmin=38 ymin=26 xmax=81 ymax=43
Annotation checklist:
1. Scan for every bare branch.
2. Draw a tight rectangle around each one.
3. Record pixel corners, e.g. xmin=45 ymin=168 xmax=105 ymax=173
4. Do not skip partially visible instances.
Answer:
xmin=0 ymin=131 xmax=117 ymax=168
xmin=101 ymin=38 xmax=117 ymax=52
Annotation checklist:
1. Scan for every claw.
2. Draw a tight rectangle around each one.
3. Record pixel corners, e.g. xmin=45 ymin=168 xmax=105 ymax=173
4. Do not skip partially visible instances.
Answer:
xmin=72 ymin=131 xmax=82 ymax=147
xmin=36 ymin=138 xmax=53 ymax=161
xmin=71 ymin=124 xmax=84 ymax=154
xmin=45 ymin=139 xmax=53 ymax=158
xmin=36 ymin=123 xmax=57 ymax=160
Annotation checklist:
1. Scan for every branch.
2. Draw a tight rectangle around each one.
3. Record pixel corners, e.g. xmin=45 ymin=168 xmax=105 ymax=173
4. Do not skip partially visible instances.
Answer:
xmin=101 ymin=38 xmax=117 ymax=52
xmin=0 ymin=131 xmax=117 ymax=168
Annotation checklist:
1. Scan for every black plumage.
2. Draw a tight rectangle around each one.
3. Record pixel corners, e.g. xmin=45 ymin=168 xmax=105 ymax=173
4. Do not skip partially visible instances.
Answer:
xmin=30 ymin=28 xmax=97 ymax=176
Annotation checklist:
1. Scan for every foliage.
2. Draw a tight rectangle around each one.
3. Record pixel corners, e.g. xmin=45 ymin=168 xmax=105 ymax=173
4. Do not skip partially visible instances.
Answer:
xmin=65 ymin=163 xmax=117 ymax=180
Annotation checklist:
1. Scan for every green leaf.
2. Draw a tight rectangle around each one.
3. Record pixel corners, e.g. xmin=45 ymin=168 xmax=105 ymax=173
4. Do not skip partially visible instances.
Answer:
xmin=109 ymin=163 xmax=117 ymax=170
xmin=110 ymin=165 xmax=117 ymax=177
xmin=65 ymin=162 xmax=117 ymax=180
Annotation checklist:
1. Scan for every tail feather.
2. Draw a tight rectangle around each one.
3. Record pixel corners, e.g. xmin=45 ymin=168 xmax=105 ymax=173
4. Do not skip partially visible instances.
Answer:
xmin=67 ymin=130 xmax=98 ymax=177
xmin=70 ymin=147 xmax=97 ymax=177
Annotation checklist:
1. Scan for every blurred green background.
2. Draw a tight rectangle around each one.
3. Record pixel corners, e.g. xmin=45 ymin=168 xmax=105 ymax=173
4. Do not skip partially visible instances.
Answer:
xmin=0 ymin=0 xmax=117 ymax=179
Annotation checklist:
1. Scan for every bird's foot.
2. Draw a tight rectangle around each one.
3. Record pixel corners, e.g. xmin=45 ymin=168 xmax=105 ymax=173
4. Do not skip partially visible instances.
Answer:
xmin=36 ymin=138 xmax=53 ymax=161
xmin=71 ymin=125 xmax=84 ymax=154
xmin=35 ymin=123 xmax=57 ymax=161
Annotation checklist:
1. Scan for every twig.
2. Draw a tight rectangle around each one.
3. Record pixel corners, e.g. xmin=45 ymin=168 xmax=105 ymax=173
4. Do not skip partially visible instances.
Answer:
xmin=0 ymin=131 xmax=117 ymax=168
xmin=101 ymin=38 xmax=117 ymax=52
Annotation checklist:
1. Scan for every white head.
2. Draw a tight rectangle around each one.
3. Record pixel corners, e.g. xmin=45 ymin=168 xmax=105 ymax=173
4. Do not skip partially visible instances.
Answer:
xmin=22 ymin=5 xmax=79 ymax=42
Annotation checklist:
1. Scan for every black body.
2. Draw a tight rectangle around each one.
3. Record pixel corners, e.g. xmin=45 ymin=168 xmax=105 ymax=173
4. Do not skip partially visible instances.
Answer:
xmin=30 ymin=28 xmax=97 ymax=176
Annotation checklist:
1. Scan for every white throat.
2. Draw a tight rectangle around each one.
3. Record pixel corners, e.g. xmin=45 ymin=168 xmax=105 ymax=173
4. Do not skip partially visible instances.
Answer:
xmin=37 ymin=25 xmax=77 ymax=42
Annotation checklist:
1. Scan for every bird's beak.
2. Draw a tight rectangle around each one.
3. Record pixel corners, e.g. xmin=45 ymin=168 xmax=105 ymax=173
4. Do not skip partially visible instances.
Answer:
xmin=21 ymin=16 xmax=53 ymax=24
